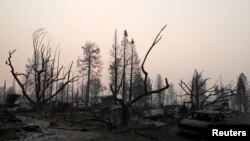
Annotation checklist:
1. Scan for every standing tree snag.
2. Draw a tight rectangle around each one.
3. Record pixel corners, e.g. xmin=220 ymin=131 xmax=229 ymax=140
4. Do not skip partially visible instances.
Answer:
xmin=110 ymin=25 xmax=169 ymax=126
xmin=128 ymin=39 xmax=141 ymax=102
xmin=109 ymin=29 xmax=121 ymax=103
xmin=6 ymin=29 xmax=78 ymax=109
xmin=122 ymin=30 xmax=128 ymax=101
xmin=77 ymin=41 xmax=102 ymax=106
xmin=236 ymin=73 xmax=250 ymax=113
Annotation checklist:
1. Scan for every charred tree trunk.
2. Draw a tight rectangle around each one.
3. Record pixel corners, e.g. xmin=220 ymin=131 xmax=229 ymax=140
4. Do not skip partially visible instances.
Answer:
xmin=86 ymin=56 xmax=91 ymax=106
xmin=114 ymin=30 xmax=118 ymax=103
xmin=122 ymin=32 xmax=127 ymax=101
xmin=129 ymin=40 xmax=134 ymax=101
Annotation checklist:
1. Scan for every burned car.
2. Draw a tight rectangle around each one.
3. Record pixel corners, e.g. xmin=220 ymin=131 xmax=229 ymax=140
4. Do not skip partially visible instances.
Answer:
xmin=178 ymin=110 xmax=225 ymax=138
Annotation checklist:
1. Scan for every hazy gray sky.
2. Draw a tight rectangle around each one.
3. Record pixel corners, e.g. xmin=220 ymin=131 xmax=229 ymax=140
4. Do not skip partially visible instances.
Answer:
xmin=1 ymin=0 xmax=250 ymax=91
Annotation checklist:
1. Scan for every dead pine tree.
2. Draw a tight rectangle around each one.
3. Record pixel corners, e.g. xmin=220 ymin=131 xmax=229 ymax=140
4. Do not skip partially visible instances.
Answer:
xmin=109 ymin=29 xmax=121 ymax=104
xmin=77 ymin=41 xmax=102 ymax=106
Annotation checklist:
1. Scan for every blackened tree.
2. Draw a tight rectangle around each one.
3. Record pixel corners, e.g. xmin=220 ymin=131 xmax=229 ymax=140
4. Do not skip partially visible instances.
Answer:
xmin=77 ymin=41 xmax=102 ymax=106
xmin=6 ymin=29 xmax=78 ymax=109
xmin=179 ymin=70 xmax=235 ymax=111
xmin=236 ymin=73 xmax=249 ymax=113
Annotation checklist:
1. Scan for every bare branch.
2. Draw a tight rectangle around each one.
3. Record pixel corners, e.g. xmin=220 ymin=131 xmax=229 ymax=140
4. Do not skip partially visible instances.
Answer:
xmin=129 ymin=78 xmax=169 ymax=106
xmin=141 ymin=25 xmax=167 ymax=94
xmin=179 ymin=80 xmax=191 ymax=95
xmin=6 ymin=49 xmax=35 ymax=104
xmin=44 ymin=62 xmax=78 ymax=103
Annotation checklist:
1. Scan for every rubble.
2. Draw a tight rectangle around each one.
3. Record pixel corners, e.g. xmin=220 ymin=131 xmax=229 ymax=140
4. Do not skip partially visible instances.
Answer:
xmin=0 ymin=125 xmax=18 ymax=140
xmin=16 ymin=127 xmax=67 ymax=141
xmin=47 ymin=121 xmax=60 ymax=128
xmin=47 ymin=121 xmax=90 ymax=132
xmin=0 ymin=115 xmax=66 ymax=141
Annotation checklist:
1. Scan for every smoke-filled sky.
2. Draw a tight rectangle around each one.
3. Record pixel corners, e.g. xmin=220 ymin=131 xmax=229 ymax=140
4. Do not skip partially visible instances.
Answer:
xmin=0 ymin=0 xmax=250 ymax=92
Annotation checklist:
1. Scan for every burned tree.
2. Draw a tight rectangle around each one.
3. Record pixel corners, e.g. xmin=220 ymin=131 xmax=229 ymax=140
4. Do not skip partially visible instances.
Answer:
xmin=110 ymin=25 xmax=169 ymax=126
xmin=179 ymin=70 xmax=235 ymax=111
xmin=109 ymin=30 xmax=122 ymax=103
xmin=77 ymin=41 xmax=102 ymax=106
xmin=236 ymin=73 xmax=250 ymax=113
xmin=122 ymin=30 xmax=129 ymax=101
xmin=128 ymin=39 xmax=141 ymax=102
xmin=6 ymin=29 xmax=78 ymax=110
xmin=109 ymin=30 xmax=140 ymax=104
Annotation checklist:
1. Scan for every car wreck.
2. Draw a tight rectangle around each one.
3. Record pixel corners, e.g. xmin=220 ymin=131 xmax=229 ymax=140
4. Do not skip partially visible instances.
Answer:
xmin=178 ymin=110 xmax=225 ymax=138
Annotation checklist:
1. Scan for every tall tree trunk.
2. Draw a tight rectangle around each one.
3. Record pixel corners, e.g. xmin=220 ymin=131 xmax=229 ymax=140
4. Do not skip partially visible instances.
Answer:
xmin=86 ymin=57 xmax=91 ymax=106
xmin=114 ymin=30 xmax=118 ymax=103
xmin=55 ymin=51 xmax=60 ymax=101
xmin=71 ymin=76 xmax=74 ymax=104
xmin=122 ymin=36 xmax=126 ymax=101
xmin=129 ymin=43 xmax=134 ymax=101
